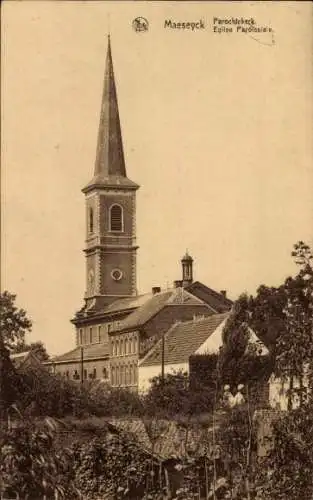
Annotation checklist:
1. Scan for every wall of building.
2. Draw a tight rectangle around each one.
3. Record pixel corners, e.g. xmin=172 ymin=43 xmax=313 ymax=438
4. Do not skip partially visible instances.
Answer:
xmin=76 ymin=323 xmax=110 ymax=346
xmin=138 ymin=362 xmax=189 ymax=393
xmin=109 ymin=330 xmax=139 ymax=389
xmin=53 ymin=358 xmax=109 ymax=383
xmin=269 ymin=374 xmax=309 ymax=411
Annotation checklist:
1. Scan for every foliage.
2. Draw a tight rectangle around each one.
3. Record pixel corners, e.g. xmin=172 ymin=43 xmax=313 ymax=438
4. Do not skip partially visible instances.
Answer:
xmin=254 ymin=403 xmax=313 ymax=499
xmin=189 ymin=353 xmax=218 ymax=391
xmin=144 ymin=371 xmax=193 ymax=417
xmin=0 ymin=421 xmax=79 ymax=499
xmin=251 ymin=241 xmax=313 ymax=498
xmin=0 ymin=333 xmax=22 ymax=415
xmin=88 ymin=385 xmax=145 ymax=418
xmin=10 ymin=365 xmax=144 ymax=419
xmin=0 ymin=291 xmax=32 ymax=350
xmin=0 ymin=420 xmax=166 ymax=500
xmin=215 ymin=294 xmax=273 ymax=409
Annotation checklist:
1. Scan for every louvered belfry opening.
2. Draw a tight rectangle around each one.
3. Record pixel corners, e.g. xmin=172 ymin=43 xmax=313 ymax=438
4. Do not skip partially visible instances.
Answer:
xmin=110 ymin=204 xmax=123 ymax=231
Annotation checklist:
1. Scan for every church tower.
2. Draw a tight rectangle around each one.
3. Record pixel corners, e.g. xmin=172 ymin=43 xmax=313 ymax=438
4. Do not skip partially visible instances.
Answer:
xmin=82 ymin=36 xmax=139 ymax=310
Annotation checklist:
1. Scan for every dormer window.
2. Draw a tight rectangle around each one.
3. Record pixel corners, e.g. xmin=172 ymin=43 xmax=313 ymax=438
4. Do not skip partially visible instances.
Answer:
xmin=109 ymin=204 xmax=123 ymax=232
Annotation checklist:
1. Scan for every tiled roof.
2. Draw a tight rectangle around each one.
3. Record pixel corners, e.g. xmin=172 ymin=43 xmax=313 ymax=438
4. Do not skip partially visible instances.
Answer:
xmin=186 ymin=281 xmax=233 ymax=313
xmin=103 ymin=293 xmax=153 ymax=314
xmin=10 ymin=350 xmax=42 ymax=368
xmin=139 ymin=313 xmax=229 ymax=367
xmin=51 ymin=343 xmax=109 ymax=363
xmin=114 ymin=288 xmax=210 ymax=332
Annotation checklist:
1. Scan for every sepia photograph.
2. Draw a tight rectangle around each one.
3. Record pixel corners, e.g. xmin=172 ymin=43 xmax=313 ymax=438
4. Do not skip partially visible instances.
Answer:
xmin=1 ymin=1 xmax=313 ymax=498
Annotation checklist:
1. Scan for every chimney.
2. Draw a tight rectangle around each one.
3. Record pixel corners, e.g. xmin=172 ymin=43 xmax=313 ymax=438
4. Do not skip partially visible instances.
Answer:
xmin=174 ymin=280 xmax=183 ymax=288
xmin=220 ymin=290 xmax=227 ymax=298
xmin=152 ymin=286 xmax=161 ymax=295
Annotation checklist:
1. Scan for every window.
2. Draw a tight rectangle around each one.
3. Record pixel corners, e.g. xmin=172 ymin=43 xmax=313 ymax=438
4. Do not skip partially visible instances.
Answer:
xmin=133 ymin=337 xmax=137 ymax=354
xmin=93 ymin=368 xmax=97 ymax=379
xmin=103 ymin=367 xmax=108 ymax=379
xmin=116 ymin=366 xmax=120 ymax=386
xmin=111 ymin=366 xmax=115 ymax=385
xmin=129 ymin=365 xmax=133 ymax=385
xmin=125 ymin=338 xmax=129 ymax=355
xmin=89 ymin=327 xmax=93 ymax=344
xmin=120 ymin=339 xmax=124 ymax=356
xmin=120 ymin=365 xmax=125 ymax=385
xmin=98 ymin=326 xmax=101 ymax=343
xmin=111 ymin=340 xmax=115 ymax=356
xmin=89 ymin=207 xmax=94 ymax=233
xmin=109 ymin=204 xmax=123 ymax=232
xmin=83 ymin=369 xmax=87 ymax=380
xmin=116 ymin=339 xmax=120 ymax=356
xmin=79 ymin=329 xmax=83 ymax=345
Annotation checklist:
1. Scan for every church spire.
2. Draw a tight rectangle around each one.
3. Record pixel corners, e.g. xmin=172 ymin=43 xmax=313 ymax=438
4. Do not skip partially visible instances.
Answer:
xmin=83 ymin=36 xmax=138 ymax=192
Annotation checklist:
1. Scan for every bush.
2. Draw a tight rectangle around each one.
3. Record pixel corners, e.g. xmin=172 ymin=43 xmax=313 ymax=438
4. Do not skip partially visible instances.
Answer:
xmin=0 ymin=420 xmax=166 ymax=499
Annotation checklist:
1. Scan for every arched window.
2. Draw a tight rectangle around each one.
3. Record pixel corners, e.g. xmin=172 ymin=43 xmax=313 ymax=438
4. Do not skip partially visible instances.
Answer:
xmin=125 ymin=338 xmax=128 ymax=355
xmin=132 ymin=337 xmax=137 ymax=354
xmin=111 ymin=366 xmax=115 ymax=385
xmin=129 ymin=365 xmax=133 ymax=385
xmin=109 ymin=204 xmax=123 ymax=232
xmin=89 ymin=207 xmax=94 ymax=233
xmin=120 ymin=339 xmax=124 ymax=356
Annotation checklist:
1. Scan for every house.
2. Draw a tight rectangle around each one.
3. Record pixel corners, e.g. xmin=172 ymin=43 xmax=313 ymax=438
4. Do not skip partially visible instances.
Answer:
xmin=138 ymin=312 xmax=269 ymax=393
xmin=10 ymin=350 xmax=44 ymax=371
xmin=108 ymin=286 xmax=216 ymax=389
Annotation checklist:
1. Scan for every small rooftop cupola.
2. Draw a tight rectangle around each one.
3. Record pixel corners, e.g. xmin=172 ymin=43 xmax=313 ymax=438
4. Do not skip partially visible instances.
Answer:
xmin=82 ymin=35 xmax=139 ymax=193
xmin=181 ymin=250 xmax=193 ymax=287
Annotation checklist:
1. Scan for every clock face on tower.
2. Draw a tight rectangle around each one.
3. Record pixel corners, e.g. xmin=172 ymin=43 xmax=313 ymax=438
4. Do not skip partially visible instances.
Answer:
xmin=111 ymin=268 xmax=123 ymax=281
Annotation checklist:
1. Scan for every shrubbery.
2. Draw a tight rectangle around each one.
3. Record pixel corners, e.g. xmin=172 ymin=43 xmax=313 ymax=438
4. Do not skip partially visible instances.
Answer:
xmin=0 ymin=420 xmax=166 ymax=500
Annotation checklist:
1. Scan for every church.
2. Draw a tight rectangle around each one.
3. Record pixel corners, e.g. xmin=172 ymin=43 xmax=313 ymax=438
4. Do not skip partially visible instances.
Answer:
xmin=50 ymin=37 xmax=232 ymax=389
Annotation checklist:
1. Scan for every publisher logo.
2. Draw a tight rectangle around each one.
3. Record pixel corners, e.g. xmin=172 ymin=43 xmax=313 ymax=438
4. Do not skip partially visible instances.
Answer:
xmin=132 ymin=17 xmax=149 ymax=33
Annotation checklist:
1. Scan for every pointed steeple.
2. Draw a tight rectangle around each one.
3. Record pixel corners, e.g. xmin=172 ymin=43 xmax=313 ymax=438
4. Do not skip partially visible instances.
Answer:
xmin=83 ymin=36 xmax=138 ymax=192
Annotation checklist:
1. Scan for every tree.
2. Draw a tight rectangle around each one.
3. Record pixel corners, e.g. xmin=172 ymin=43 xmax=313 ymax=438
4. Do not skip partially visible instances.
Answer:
xmin=246 ymin=241 xmax=313 ymax=408
xmin=0 ymin=291 xmax=32 ymax=349
xmin=0 ymin=333 xmax=20 ymax=418
xmin=273 ymin=242 xmax=313 ymax=407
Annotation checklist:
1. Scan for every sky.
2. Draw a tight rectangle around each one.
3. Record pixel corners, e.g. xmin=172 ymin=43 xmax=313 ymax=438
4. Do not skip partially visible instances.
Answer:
xmin=2 ymin=1 xmax=313 ymax=355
